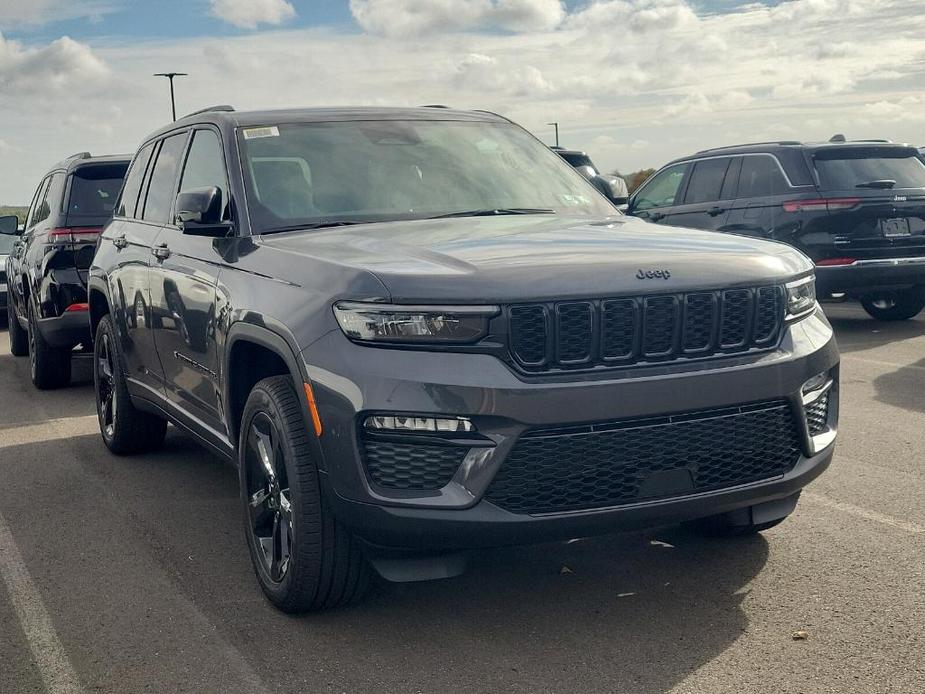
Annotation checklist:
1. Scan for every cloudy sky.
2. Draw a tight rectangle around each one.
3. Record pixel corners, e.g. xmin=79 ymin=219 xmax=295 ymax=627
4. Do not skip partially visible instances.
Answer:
xmin=1 ymin=0 xmax=924 ymax=203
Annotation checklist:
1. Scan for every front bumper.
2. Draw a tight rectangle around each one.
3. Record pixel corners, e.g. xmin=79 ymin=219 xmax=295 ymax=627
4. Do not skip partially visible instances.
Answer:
xmin=302 ymin=306 xmax=839 ymax=549
xmin=816 ymin=256 xmax=925 ymax=294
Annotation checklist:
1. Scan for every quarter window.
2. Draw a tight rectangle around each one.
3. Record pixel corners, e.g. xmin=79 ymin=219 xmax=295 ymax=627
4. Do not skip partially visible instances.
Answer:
xmin=31 ymin=173 xmax=65 ymax=228
xmin=633 ymin=164 xmax=689 ymax=211
xmin=736 ymin=156 xmax=788 ymax=198
xmin=117 ymin=143 xmax=155 ymax=219
xmin=683 ymin=158 xmax=731 ymax=204
xmin=141 ymin=133 xmax=187 ymax=223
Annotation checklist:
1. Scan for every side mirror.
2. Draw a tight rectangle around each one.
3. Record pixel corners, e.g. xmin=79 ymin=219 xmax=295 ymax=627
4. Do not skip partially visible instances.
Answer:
xmin=0 ymin=215 xmax=20 ymax=235
xmin=175 ymin=187 xmax=233 ymax=237
xmin=592 ymin=175 xmax=629 ymax=206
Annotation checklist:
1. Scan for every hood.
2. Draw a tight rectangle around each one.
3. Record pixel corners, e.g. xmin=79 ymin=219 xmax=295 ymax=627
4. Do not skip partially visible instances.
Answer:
xmin=258 ymin=215 xmax=811 ymax=302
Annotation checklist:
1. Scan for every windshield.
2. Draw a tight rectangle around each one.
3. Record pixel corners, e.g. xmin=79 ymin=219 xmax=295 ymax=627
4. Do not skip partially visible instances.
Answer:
xmin=814 ymin=147 xmax=925 ymax=190
xmin=238 ymin=120 xmax=615 ymax=233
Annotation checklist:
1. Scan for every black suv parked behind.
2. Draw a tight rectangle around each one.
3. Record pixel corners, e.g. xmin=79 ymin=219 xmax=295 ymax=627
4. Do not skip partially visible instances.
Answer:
xmin=626 ymin=138 xmax=925 ymax=320
xmin=90 ymin=106 xmax=838 ymax=612
xmin=5 ymin=153 xmax=129 ymax=387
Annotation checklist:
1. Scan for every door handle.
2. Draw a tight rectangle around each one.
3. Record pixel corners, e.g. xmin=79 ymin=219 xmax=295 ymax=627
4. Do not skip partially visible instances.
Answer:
xmin=151 ymin=244 xmax=171 ymax=260
xmin=707 ymin=206 xmax=726 ymax=217
xmin=113 ymin=235 xmax=128 ymax=249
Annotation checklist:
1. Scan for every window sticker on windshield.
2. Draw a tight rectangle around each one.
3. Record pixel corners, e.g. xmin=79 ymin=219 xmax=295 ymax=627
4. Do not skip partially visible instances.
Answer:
xmin=243 ymin=126 xmax=280 ymax=140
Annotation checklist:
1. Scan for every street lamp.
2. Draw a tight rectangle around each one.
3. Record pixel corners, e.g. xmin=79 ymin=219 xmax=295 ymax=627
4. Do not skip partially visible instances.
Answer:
xmin=547 ymin=121 xmax=559 ymax=148
xmin=154 ymin=72 xmax=188 ymax=121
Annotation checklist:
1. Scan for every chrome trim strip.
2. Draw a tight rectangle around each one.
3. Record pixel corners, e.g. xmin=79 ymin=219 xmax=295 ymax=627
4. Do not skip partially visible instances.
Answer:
xmin=850 ymin=256 xmax=925 ymax=268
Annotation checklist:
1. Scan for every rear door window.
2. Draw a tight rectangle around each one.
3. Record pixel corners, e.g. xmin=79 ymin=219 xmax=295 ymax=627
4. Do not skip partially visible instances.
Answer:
xmin=117 ymin=143 xmax=155 ymax=219
xmin=25 ymin=177 xmax=51 ymax=229
xmin=633 ymin=163 xmax=689 ymax=211
xmin=66 ymin=163 xmax=128 ymax=226
xmin=141 ymin=133 xmax=188 ymax=224
xmin=683 ymin=158 xmax=732 ymax=204
xmin=736 ymin=156 xmax=789 ymax=198
xmin=813 ymin=147 xmax=925 ymax=190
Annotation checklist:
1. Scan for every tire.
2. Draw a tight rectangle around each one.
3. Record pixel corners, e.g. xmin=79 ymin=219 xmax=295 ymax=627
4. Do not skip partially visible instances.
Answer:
xmin=239 ymin=376 xmax=370 ymax=613
xmin=7 ymin=300 xmax=28 ymax=356
xmin=860 ymin=286 xmax=925 ymax=321
xmin=28 ymin=303 xmax=71 ymax=389
xmin=688 ymin=515 xmax=786 ymax=538
xmin=94 ymin=314 xmax=167 ymax=454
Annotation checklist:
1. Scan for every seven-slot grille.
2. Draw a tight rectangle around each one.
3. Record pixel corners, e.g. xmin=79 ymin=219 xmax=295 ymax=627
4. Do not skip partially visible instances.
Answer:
xmin=507 ymin=286 xmax=783 ymax=371
xmin=485 ymin=401 xmax=802 ymax=514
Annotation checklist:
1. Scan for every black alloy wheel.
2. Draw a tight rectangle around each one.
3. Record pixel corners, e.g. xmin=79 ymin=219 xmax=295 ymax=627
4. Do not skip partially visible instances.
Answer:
xmin=244 ymin=411 xmax=293 ymax=584
xmin=96 ymin=328 xmax=117 ymax=440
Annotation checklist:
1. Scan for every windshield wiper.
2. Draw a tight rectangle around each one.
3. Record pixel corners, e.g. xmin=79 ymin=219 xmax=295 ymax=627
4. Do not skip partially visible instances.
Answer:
xmin=855 ymin=179 xmax=897 ymax=189
xmin=428 ymin=208 xmax=556 ymax=219
xmin=261 ymin=221 xmax=368 ymax=234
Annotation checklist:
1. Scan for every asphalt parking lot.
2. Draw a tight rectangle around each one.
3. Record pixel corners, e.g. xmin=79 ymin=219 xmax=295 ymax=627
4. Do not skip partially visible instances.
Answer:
xmin=0 ymin=302 xmax=923 ymax=694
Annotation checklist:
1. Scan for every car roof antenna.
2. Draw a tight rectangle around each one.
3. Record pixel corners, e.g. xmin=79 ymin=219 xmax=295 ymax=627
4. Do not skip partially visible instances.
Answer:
xmin=829 ymin=133 xmax=847 ymax=143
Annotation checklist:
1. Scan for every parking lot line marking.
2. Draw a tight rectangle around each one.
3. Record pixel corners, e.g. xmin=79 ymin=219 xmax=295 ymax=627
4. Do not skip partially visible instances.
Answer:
xmin=0 ymin=512 xmax=85 ymax=694
xmin=803 ymin=492 xmax=925 ymax=534
xmin=0 ymin=415 xmax=99 ymax=450
xmin=841 ymin=354 xmax=925 ymax=372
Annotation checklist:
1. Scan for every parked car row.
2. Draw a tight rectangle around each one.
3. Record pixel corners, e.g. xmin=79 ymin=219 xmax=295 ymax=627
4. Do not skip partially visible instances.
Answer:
xmin=624 ymin=137 xmax=925 ymax=320
xmin=3 ymin=106 xmax=840 ymax=613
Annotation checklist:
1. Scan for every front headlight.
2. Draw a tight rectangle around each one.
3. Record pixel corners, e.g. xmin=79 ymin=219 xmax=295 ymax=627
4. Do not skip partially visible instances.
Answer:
xmin=333 ymin=302 xmax=499 ymax=344
xmin=785 ymin=275 xmax=816 ymax=320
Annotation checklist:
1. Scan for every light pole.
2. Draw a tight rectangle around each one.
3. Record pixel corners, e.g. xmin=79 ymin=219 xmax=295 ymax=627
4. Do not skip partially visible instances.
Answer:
xmin=547 ymin=122 xmax=559 ymax=148
xmin=154 ymin=72 xmax=188 ymax=121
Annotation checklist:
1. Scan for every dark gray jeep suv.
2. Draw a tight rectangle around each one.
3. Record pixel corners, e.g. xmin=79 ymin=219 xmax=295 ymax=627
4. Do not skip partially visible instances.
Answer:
xmin=89 ymin=106 xmax=839 ymax=612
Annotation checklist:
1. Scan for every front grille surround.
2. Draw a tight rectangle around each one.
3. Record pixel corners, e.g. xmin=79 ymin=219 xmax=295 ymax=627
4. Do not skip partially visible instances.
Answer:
xmin=507 ymin=286 xmax=784 ymax=373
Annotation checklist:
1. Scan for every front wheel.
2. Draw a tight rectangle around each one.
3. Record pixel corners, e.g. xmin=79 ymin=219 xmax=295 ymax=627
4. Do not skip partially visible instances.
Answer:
xmin=239 ymin=376 xmax=370 ymax=612
xmin=860 ymin=286 xmax=925 ymax=321
xmin=94 ymin=314 xmax=167 ymax=454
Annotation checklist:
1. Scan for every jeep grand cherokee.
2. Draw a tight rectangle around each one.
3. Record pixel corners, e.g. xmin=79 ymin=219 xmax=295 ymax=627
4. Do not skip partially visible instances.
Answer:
xmin=89 ymin=106 xmax=839 ymax=612
xmin=627 ymin=138 xmax=925 ymax=320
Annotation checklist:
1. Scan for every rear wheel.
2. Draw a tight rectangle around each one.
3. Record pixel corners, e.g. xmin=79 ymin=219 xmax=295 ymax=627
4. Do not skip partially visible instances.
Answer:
xmin=94 ymin=314 xmax=167 ymax=454
xmin=28 ymin=303 xmax=71 ymax=389
xmin=860 ymin=286 xmax=925 ymax=321
xmin=240 ymin=376 xmax=370 ymax=612
xmin=7 ymin=300 xmax=28 ymax=356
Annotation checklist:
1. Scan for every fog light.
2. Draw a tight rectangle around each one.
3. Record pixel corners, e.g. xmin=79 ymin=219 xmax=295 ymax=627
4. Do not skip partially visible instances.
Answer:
xmin=364 ymin=415 xmax=474 ymax=433
xmin=802 ymin=372 xmax=829 ymax=395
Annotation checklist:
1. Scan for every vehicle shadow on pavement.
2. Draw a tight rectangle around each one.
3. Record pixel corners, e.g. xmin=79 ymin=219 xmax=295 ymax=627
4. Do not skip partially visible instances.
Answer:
xmin=871 ymin=356 xmax=925 ymax=414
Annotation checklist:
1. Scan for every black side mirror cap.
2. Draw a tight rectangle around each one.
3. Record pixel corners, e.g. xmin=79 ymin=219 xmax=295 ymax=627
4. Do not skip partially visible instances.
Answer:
xmin=0 ymin=215 xmax=19 ymax=235
xmin=175 ymin=187 xmax=233 ymax=237
xmin=591 ymin=175 xmax=629 ymax=206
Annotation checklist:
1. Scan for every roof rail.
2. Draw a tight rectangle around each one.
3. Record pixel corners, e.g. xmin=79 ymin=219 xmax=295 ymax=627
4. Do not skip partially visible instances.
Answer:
xmin=695 ymin=141 xmax=801 ymax=154
xmin=66 ymin=151 xmax=91 ymax=160
xmin=420 ymin=104 xmax=450 ymax=109
xmin=849 ymin=138 xmax=893 ymax=143
xmin=181 ymin=104 xmax=235 ymax=118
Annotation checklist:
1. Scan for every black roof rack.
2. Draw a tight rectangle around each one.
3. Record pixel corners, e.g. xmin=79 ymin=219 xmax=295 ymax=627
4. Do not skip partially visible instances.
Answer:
xmin=848 ymin=138 xmax=893 ymax=143
xmin=182 ymin=104 xmax=235 ymax=118
xmin=695 ymin=141 xmax=801 ymax=154
xmin=66 ymin=151 xmax=91 ymax=160
xmin=420 ymin=104 xmax=450 ymax=109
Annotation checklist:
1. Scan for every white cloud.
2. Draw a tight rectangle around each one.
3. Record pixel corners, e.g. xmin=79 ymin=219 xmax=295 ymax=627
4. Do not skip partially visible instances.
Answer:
xmin=0 ymin=0 xmax=118 ymax=28
xmin=350 ymin=0 xmax=565 ymax=36
xmin=0 ymin=32 xmax=109 ymax=95
xmin=209 ymin=0 xmax=296 ymax=30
